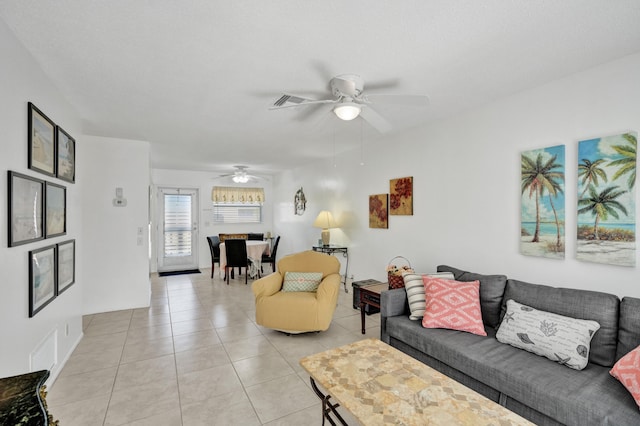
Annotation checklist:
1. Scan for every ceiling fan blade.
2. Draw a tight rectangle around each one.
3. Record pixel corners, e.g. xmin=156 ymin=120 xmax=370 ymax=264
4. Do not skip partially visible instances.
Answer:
xmin=269 ymin=94 xmax=336 ymax=110
xmin=363 ymin=94 xmax=430 ymax=106
xmin=359 ymin=106 xmax=392 ymax=133
xmin=251 ymin=89 xmax=328 ymax=98
xmin=364 ymin=78 xmax=400 ymax=91
xmin=294 ymin=102 xmax=333 ymax=122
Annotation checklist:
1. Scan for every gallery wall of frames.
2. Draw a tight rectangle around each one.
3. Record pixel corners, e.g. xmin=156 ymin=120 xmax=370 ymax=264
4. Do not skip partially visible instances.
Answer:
xmin=7 ymin=102 xmax=76 ymax=317
xmin=369 ymin=176 xmax=413 ymax=229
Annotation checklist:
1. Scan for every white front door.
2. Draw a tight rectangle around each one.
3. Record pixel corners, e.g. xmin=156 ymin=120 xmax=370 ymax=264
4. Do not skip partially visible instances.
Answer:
xmin=157 ymin=187 xmax=199 ymax=272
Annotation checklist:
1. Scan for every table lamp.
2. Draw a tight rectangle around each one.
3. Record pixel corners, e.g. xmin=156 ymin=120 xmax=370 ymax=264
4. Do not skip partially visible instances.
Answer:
xmin=313 ymin=211 xmax=337 ymax=246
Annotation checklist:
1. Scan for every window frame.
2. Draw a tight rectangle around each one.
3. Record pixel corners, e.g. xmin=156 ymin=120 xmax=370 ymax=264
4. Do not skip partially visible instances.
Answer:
xmin=212 ymin=202 xmax=263 ymax=224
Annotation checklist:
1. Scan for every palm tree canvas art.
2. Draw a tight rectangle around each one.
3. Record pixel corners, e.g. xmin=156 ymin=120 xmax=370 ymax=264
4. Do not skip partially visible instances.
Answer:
xmin=577 ymin=132 xmax=636 ymax=267
xmin=521 ymin=145 xmax=565 ymax=259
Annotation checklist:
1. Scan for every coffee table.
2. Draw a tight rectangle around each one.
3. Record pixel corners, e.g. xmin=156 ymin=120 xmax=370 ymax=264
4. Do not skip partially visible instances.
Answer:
xmin=300 ymin=339 xmax=533 ymax=426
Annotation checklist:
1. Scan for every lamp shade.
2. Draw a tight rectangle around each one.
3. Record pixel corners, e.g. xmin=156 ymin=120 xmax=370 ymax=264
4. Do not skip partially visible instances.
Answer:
xmin=333 ymin=102 xmax=361 ymax=121
xmin=313 ymin=211 xmax=337 ymax=245
xmin=313 ymin=211 xmax=337 ymax=229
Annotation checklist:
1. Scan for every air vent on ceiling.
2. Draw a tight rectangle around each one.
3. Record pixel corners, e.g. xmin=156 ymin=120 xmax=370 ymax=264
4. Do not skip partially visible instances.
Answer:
xmin=273 ymin=94 xmax=306 ymax=107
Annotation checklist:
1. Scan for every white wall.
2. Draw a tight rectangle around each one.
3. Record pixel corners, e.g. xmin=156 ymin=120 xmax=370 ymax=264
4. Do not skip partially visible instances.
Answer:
xmin=151 ymin=168 xmax=274 ymax=271
xmin=272 ymin=53 xmax=640 ymax=299
xmin=81 ymin=136 xmax=151 ymax=314
xmin=270 ymin=168 xmax=351 ymax=277
xmin=0 ymin=19 xmax=83 ymax=379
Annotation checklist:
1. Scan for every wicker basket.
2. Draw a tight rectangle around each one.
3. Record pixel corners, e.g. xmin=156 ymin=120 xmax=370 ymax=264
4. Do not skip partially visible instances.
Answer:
xmin=386 ymin=256 xmax=413 ymax=289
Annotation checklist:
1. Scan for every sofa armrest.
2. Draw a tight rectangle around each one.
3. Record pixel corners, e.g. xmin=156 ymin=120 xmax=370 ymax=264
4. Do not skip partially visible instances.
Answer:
xmin=252 ymin=272 xmax=283 ymax=299
xmin=380 ymin=288 xmax=408 ymax=344
xmin=381 ymin=288 xmax=408 ymax=317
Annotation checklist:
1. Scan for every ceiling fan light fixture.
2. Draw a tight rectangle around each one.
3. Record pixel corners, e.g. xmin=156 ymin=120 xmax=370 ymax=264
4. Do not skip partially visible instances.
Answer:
xmin=333 ymin=102 xmax=361 ymax=121
xmin=232 ymin=174 xmax=249 ymax=183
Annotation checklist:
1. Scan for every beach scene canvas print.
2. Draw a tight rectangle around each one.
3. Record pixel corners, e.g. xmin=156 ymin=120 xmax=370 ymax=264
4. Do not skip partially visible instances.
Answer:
xmin=577 ymin=132 xmax=636 ymax=267
xmin=521 ymin=145 xmax=565 ymax=259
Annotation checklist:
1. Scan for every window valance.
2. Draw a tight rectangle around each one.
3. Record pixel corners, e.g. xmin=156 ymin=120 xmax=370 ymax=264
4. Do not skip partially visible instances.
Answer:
xmin=211 ymin=186 xmax=265 ymax=204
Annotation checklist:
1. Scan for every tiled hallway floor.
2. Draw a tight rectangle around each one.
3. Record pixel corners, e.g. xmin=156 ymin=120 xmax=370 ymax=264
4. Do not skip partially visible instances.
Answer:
xmin=47 ymin=269 xmax=379 ymax=425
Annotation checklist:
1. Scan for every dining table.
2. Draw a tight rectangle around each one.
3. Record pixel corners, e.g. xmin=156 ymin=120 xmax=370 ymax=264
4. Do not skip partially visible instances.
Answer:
xmin=219 ymin=240 xmax=270 ymax=279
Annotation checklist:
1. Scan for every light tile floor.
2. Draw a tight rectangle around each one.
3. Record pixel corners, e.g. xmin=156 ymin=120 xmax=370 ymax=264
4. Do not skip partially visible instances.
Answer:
xmin=48 ymin=269 xmax=380 ymax=425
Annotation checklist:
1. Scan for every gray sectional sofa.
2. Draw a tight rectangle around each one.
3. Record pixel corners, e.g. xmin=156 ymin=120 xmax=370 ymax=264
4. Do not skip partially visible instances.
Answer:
xmin=380 ymin=265 xmax=640 ymax=425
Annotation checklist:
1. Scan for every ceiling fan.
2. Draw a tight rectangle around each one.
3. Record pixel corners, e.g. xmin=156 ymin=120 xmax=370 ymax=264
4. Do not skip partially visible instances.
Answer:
xmin=269 ymin=74 xmax=429 ymax=133
xmin=217 ymin=165 xmax=264 ymax=183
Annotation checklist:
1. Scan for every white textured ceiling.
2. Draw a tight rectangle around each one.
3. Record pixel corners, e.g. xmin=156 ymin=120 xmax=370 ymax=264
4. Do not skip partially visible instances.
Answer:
xmin=2 ymin=1 xmax=640 ymax=176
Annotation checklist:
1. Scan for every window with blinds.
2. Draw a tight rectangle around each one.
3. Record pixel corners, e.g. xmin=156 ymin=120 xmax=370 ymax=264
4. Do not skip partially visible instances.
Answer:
xmin=212 ymin=204 xmax=262 ymax=224
xmin=164 ymin=194 xmax=192 ymax=256
xmin=211 ymin=186 xmax=264 ymax=224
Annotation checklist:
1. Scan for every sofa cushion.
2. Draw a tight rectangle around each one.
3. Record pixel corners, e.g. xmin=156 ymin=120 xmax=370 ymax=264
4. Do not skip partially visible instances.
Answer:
xmin=403 ymin=271 xmax=454 ymax=320
xmin=436 ymin=265 xmax=507 ymax=329
xmin=617 ymin=297 xmax=640 ymax=361
xmin=496 ymin=299 xmax=600 ymax=370
xmin=385 ymin=315 xmax=640 ymax=425
xmin=422 ymin=277 xmax=486 ymax=336
xmin=282 ymin=271 xmax=322 ymax=292
xmin=610 ymin=345 xmax=640 ymax=409
xmin=502 ymin=279 xmax=620 ymax=367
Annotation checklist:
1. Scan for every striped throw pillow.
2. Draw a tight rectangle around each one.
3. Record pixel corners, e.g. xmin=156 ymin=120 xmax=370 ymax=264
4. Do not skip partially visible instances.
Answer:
xmin=403 ymin=271 xmax=454 ymax=320
xmin=282 ymin=272 xmax=323 ymax=292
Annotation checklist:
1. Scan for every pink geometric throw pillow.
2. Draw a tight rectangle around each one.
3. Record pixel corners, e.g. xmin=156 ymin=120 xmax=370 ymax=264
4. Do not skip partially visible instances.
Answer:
xmin=421 ymin=277 xmax=487 ymax=336
xmin=610 ymin=345 xmax=640 ymax=409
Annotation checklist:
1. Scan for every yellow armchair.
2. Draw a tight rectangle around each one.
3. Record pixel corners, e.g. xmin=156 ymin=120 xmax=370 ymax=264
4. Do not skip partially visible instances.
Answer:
xmin=252 ymin=250 xmax=341 ymax=333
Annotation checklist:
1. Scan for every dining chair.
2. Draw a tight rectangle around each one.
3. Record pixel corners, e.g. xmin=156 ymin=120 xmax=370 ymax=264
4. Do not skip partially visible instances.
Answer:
xmin=247 ymin=232 xmax=264 ymax=241
xmin=261 ymin=235 xmax=280 ymax=273
xmin=206 ymin=236 xmax=221 ymax=278
xmin=224 ymin=239 xmax=249 ymax=284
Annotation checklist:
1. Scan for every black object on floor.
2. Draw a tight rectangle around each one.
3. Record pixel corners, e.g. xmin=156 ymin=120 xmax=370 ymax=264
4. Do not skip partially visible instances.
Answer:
xmin=158 ymin=269 xmax=201 ymax=277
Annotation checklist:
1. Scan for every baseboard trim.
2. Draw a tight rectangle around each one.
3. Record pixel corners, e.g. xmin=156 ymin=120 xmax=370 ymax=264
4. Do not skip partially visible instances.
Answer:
xmin=46 ymin=331 xmax=83 ymax=388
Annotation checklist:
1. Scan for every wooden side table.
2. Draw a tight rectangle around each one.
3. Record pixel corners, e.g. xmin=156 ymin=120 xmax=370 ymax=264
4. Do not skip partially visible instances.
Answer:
xmin=359 ymin=282 xmax=388 ymax=334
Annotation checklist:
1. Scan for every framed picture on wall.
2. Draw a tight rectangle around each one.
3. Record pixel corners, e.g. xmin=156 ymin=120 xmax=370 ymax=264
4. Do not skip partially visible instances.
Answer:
xmin=29 ymin=244 xmax=57 ymax=317
xmin=389 ymin=176 xmax=413 ymax=215
xmin=56 ymin=126 xmax=76 ymax=183
xmin=28 ymin=102 xmax=56 ymax=177
xmin=45 ymin=181 xmax=66 ymax=238
xmin=369 ymin=193 xmax=389 ymax=229
xmin=8 ymin=171 xmax=45 ymax=247
xmin=577 ymin=133 xmax=636 ymax=267
xmin=56 ymin=240 xmax=75 ymax=294
xmin=520 ymin=145 xmax=565 ymax=260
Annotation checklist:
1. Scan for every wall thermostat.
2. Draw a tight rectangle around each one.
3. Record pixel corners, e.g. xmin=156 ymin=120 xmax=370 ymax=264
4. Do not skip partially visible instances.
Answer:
xmin=113 ymin=187 xmax=127 ymax=207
